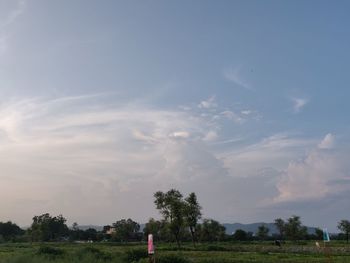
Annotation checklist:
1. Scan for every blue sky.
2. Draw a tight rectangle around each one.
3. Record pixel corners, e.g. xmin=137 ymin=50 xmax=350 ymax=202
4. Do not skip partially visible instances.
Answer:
xmin=0 ymin=0 xmax=349 ymax=231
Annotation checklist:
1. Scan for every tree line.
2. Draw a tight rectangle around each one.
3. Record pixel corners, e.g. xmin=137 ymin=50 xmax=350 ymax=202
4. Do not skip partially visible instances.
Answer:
xmin=1 ymin=189 xmax=350 ymax=244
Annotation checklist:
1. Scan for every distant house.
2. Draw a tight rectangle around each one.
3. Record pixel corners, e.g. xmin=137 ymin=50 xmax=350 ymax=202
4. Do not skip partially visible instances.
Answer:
xmin=103 ymin=225 xmax=116 ymax=235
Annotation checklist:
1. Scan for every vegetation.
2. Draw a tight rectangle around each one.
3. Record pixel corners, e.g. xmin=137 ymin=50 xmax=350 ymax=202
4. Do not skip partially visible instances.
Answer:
xmin=338 ymin=220 xmax=350 ymax=243
xmin=1 ymin=189 xmax=350 ymax=262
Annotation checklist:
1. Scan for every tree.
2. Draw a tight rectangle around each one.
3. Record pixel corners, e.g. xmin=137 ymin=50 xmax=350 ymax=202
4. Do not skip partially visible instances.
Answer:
xmin=29 ymin=213 xmax=68 ymax=242
xmin=232 ymin=229 xmax=247 ymax=241
xmin=143 ymin=218 xmax=162 ymax=241
xmin=154 ymin=189 xmax=185 ymax=248
xmin=257 ymin=224 xmax=269 ymax=241
xmin=284 ymin=215 xmax=307 ymax=241
xmin=314 ymin=228 xmax=324 ymax=240
xmin=338 ymin=220 xmax=350 ymax=243
xmin=274 ymin=218 xmax=285 ymax=240
xmin=0 ymin=221 xmax=24 ymax=241
xmin=112 ymin=218 xmax=140 ymax=242
xmin=199 ymin=219 xmax=226 ymax=242
xmin=184 ymin=192 xmax=202 ymax=247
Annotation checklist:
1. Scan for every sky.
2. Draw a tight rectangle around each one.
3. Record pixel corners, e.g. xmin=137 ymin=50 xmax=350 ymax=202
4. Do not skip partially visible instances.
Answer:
xmin=0 ymin=0 xmax=349 ymax=231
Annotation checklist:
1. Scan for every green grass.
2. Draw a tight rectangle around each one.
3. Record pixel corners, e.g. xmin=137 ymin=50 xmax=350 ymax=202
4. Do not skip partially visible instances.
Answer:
xmin=0 ymin=241 xmax=349 ymax=263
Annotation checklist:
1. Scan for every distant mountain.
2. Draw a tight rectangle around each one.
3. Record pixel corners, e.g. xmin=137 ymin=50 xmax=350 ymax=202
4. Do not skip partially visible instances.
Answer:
xmin=223 ymin=222 xmax=317 ymax=235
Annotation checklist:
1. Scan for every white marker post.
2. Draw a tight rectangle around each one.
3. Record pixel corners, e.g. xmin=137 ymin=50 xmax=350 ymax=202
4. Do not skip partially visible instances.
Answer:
xmin=148 ymin=234 xmax=155 ymax=263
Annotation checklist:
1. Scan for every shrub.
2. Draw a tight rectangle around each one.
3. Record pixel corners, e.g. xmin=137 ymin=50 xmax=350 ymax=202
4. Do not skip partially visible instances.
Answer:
xmin=124 ymin=248 xmax=148 ymax=262
xmin=76 ymin=246 xmax=112 ymax=261
xmin=156 ymin=254 xmax=192 ymax=263
xmin=37 ymin=246 xmax=64 ymax=257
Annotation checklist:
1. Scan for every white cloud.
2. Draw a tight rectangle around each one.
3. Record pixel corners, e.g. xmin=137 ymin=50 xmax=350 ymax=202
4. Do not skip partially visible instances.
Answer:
xmin=273 ymin=133 xmax=348 ymax=203
xmin=0 ymin=0 xmax=26 ymax=29
xmin=203 ymin=130 xmax=218 ymax=141
xmin=318 ymin=133 xmax=335 ymax=149
xmin=221 ymin=133 xmax=315 ymax=178
xmin=169 ymin=131 xmax=190 ymax=139
xmin=198 ymin=96 xmax=217 ymax=109
xmin=223 ymin=68 xmax=251 ymax=90
xmin=220 ymin=110 xmax=243 ymax=124
xmin=0 ymin=96 xmax=233 ymax=225
xmin=292 ymin=97 xmax=308 ymax=113
xmin=0 ymin=36 xmax=8 ymax=55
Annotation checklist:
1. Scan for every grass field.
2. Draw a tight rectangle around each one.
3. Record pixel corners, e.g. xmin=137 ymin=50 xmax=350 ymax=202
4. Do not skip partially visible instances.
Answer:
xmin=0 ymin=241 xmax=349 ymax=263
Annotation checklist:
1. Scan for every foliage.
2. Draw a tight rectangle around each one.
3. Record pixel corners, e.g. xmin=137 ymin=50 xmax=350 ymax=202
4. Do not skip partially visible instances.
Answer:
xmin=199 ymin=219 xmax=225 ymax=242
xmin=257 ymin=224 xmax=269 ymax=241
xmin=274 ymin=218 xmax=285 ymax=240
xmin=124 ymin=248 xmax=148 ymax=262
xmin=112 ymin=218 xmax=140 ymax=242
xmin=0 ymin=222 xmax=24 ymax=242
xmin=28 ymin=213 xmax=69 ymax=242
xmin=37 ymin=245 xmax=65 ymax=257
xmin=156 ymin=254 xmax=192 ymax=263
xmin=232 ymin=229 xmax=248 ymax=241
xmin=154 ymin=189 xmax=185 ymax=247
xmin=338 ymin=219 xmax=350 ymax=243
xmin=184 ymin=192 xmax=202 ymax=247
xmin=275 ymin=216 xmax=307 ymax=241
xmin=76 ymin=246 xmax=112 ymax=261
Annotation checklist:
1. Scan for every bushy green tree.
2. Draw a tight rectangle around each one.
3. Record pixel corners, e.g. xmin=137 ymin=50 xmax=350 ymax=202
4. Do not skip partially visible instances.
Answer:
xmin=184 ymin=192 xmax=202 ymax=247
xmin=143 ymin=218 xmax=162 ymax=241
xmin=154 ymin=189 xmax=185 ymax=247
xmin=284 ymin=215 xmax=307 ymax=241
xmin=112 ymin=218 xmax=140 ymax=242
xmin=257 ymin=224 xmax=270 ymax=241
xmin=232 ymin=229 xmax=248 ymax=241
xmin=338 ymin=220 xmax=350 ymax=243
xmin=274 ymin=218 xmax=285 ymax=240
xmin=199 ymin=219 xmax=226 ymax=242
xmin=0 ymin=221 xmax=24 ymax=241
xmin=29 ymin=213 xmax=68 ymax=242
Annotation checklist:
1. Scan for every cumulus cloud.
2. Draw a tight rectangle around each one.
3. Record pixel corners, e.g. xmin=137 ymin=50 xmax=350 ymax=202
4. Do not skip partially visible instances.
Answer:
xmin=273 ymin=133 xmax=348 ymax=204
xmin=203 ymin=130 xmax=218 ymax=141
xmin=198 ymin=96 xmax=217 ymax=109
xmin=318 ymin=133 xmax=335 ymax=149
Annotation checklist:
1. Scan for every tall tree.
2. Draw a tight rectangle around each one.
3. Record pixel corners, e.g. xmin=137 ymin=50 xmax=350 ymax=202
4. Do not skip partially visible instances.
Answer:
xmin=338 ymin=220 xmax=350 ymax=243
xmin=284 ymin=215 xmax=307 ymax=241
xmin=257 ymin=224 xmax=269 ymax=241
xmin=184 ymin=192 xmax=202 ymax=247
xmin=274 ymin=218 xmax=285 ymax=240
xmin=154 ymin=189 xmax=185 ymax=248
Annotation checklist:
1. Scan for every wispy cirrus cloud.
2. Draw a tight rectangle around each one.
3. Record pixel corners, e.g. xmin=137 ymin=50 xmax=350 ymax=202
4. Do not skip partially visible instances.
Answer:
xmin=0 ymin=0 xmax=26 ymax=29
xmin=0 ymin=95 xmax=232 ymax=224
xmin=223 ymin=67 xmax=252 ymax=90
xmin=0 ymin=0 xmax=26 ymax=56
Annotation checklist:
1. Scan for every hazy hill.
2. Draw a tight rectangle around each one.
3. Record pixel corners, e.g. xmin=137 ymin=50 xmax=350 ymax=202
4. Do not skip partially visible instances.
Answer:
xmin=223 ymin=222 xmax=317 ymax=235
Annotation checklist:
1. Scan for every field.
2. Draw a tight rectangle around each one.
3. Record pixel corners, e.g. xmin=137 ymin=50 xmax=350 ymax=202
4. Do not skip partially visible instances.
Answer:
xmin=0 ymin=242 xmax=350 ymax=263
